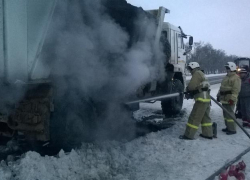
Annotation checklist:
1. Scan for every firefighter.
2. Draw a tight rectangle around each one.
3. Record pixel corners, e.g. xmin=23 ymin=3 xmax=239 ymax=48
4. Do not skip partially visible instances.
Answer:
xmin=179 ymin=62 xmax=213 ymax=140
xmin=217 ymin=62 xmax=241 ymax=135
xmin=238 ymin=67 xmax=250 ymax=127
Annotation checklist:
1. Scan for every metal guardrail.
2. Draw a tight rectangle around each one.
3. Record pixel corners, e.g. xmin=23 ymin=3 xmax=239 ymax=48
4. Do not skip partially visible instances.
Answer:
xmin=186 ymin=75 xmax=225 ymax=85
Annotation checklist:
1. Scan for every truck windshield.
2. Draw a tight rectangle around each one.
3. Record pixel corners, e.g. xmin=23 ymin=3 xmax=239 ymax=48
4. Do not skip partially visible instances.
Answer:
xmin=238 ymin=60 xmax=249 ymax=67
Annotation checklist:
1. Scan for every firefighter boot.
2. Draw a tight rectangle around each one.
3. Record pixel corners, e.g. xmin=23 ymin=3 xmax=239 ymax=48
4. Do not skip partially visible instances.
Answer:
xmin=222 ymin=128 xmax=228 ymax=132
xmin=199 ymin=134 xmax=213 ymax=140
xmin=179 ymin=135 xmax=193 ymax=140
xmin=226 ymin=131 xmax=237 ymax=135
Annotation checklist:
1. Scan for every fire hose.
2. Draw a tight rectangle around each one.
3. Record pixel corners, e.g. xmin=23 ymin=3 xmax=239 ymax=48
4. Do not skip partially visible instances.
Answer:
xmin=206 ymin=96 xmax=250 ymax=180
xmin=206 ymin=146 xmax=250 ymax=180
xmin=126 ymin=93 xmax=250 ymax=138
xmin=125 ymin=93 xmax=180 ymax=105
xmin=126 ymin=93 xmax=250 ymax=139
xmin=210 ymin=96 xmax=250 ymax=139
xmin=126 ymin=93 xmax=250 ymax=180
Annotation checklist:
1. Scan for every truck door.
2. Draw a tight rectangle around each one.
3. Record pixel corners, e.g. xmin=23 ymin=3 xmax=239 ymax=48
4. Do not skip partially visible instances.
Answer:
xmin=177 ymin=33 xmax=186 ymax=67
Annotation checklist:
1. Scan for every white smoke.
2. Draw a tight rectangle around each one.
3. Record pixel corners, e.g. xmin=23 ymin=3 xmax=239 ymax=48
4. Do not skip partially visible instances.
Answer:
xmin=41 ymin=0 xmax=166 ymax=143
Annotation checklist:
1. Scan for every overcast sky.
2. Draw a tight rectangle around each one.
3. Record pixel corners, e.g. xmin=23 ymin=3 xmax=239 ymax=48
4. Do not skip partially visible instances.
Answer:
xmin=126 ymin=0 xmax=250 ymax=57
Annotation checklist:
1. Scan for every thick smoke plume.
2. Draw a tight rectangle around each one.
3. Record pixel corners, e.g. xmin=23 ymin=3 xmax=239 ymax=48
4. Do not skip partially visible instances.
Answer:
xmin=41 ymin=0 xmax=166 ymax=144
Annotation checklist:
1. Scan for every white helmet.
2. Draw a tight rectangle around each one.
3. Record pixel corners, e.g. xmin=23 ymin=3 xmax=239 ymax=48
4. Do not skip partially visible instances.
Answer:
xmin=224 ymin=62 xmax=236 ymax=71
xmin=187 ymin=62 xmax=200 ymax=69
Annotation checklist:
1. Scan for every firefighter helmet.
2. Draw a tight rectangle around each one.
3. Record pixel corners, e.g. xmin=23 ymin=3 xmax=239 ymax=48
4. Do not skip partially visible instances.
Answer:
xmin=224 ymin=62 xmax=237 ymax=71
xmin=187 ymin=62 xmax=200 ymax=69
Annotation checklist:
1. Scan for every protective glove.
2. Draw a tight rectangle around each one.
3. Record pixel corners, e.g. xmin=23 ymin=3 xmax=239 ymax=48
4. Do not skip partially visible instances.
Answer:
xmin=228 ymin=99 xmax=234 ymax=105
xmin=216 ymin=96 xmax=220 ymax=102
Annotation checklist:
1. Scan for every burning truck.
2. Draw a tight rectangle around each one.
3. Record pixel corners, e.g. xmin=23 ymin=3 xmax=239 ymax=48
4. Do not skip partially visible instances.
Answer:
xmin=0 ymin=0 xmax=192 ymax=150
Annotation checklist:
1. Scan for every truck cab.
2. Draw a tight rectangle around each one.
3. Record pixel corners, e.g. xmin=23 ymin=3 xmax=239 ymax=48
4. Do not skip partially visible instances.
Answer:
xmin=147 ymin=7 xmax=193 ymax=87
xmin=234 ymin=57 xmax=250 ymax=72
xmin=162 ymin=22 xmax=191 ymax=87
xmin=138 ymin=7 xmax=193 ymax=117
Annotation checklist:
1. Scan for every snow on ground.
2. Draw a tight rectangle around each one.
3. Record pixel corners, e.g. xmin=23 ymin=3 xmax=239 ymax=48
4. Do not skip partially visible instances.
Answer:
xmin=1 ymin=84 xmax=250 ymax=180
xmin=240 ymin=153 xmax=250 ymax=179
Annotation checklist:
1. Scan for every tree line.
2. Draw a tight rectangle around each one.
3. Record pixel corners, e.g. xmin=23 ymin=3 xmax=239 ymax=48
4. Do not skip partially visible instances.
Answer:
xmin=186 ymin=42 xmax=239 ymax=74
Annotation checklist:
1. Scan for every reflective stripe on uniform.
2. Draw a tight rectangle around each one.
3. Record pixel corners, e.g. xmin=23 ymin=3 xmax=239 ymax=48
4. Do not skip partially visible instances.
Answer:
xmin=195 ymin=98 xmax=211 ymax=102
xmin=225 ymin=118 xmax=234 ymax=123
xmin=187 ymin=123 xmax=198 ymax=129
xmin=221 ymin=100 xmax=229 ymax=104
xmin=201 ymin=123 xmax=212 ymax=127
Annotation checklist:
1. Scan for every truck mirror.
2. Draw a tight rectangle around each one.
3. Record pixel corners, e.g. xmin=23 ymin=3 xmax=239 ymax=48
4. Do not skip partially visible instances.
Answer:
xmin=189 ymin=36 xmax=193 ymax=46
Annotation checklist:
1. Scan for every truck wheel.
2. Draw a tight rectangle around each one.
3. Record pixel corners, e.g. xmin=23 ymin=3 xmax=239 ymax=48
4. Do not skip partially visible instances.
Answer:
xmin=161 ymin=79 xmax=184 ymax=117
xmin=49 ymin=98 xmax=97 ymax=151
xmin=126 ymin=102 xmax=140 ymax=111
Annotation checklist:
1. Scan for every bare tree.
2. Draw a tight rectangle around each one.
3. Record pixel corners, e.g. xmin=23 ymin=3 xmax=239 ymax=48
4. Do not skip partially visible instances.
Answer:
xmin=187 ymin=42 xmax=238 ymax=74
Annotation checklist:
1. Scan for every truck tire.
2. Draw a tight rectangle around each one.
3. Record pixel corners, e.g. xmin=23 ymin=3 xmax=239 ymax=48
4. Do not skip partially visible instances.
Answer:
xmin=49 ymin=97 xmax=97 ymax=151
xmin=161 ymin=79 xmax=184 ymax=117
xmin=126 ymin=102 xmax=140 ymax=111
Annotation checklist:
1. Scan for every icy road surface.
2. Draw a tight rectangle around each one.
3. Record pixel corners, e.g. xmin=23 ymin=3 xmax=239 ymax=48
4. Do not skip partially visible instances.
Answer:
xmin=1 ymin=84 xmax=250 ymax=180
